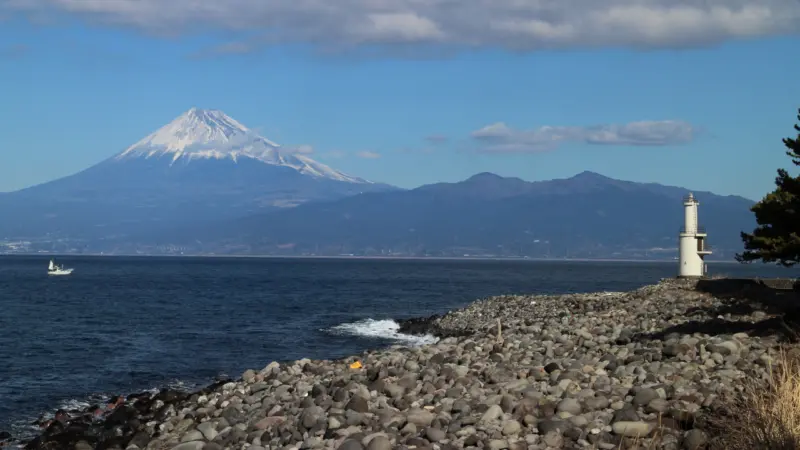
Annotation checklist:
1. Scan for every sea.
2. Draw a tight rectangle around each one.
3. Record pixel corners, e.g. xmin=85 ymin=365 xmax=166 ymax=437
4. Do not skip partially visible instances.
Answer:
xmin=0 ymin=255 xmax=793 ymax=438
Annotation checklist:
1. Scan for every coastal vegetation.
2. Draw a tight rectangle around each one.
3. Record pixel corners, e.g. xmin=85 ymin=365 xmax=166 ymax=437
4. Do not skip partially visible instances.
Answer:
xmin=711 ymin=106 xmax=800 ymax=450
xmin=738 ymin=107 xmax=800 ymax=267
xmin=712 ymin=348 xmax=800 ymax=449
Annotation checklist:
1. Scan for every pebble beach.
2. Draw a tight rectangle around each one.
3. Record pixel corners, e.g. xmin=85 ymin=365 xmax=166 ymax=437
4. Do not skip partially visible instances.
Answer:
xmin=9 ymin=276 xmax=798 ymax=450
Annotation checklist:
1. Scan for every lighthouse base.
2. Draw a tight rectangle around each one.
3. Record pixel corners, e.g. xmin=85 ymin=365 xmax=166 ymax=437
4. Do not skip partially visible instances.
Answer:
xmin=678 ymin=236 xmax=707 ymax=278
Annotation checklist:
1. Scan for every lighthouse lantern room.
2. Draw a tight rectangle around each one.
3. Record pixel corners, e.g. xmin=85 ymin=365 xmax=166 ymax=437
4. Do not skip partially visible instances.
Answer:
xmin=678 ymin=193 xmax=712 ymax=278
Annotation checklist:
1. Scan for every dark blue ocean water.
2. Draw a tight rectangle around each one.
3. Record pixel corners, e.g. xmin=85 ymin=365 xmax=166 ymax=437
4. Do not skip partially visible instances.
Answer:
xmin=0 ymin=256 xmax=792 ymax=437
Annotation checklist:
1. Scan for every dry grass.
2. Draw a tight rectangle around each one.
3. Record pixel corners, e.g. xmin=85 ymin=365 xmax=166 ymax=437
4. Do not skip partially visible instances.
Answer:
xmin=615 ymin=425 xmax=665 ymax=450
xmin=712 ymin=347 xmax=800 ymax=449
xmin=586 ymin=421 xmax=666 ymax=450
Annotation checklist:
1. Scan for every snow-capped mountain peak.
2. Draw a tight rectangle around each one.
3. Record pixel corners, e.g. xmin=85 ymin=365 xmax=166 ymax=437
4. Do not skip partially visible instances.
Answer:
xmin=118 ymin=107 xmax=277 ymax=159
xmin=116 ymin=108 xmax=369 ymax=184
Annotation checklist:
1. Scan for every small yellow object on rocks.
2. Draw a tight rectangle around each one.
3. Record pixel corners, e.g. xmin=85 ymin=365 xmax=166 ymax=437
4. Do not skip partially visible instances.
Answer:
xmin=349 ymin=361 xmax=362 ymax=369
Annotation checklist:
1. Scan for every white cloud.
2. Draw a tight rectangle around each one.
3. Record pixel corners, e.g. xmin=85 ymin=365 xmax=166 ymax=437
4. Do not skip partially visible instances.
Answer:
xmin=2 ymin=1 xmax=798 ymax=54
xmin=357 ymin=150 xmax=381 ymax=159
xmin=471 ymin=120 xmax=696 ymax=153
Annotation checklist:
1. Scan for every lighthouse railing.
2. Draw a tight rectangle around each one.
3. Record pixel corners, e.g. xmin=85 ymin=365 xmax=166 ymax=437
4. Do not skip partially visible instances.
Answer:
xmin=680 ymin=225 xmax=706 ymax=234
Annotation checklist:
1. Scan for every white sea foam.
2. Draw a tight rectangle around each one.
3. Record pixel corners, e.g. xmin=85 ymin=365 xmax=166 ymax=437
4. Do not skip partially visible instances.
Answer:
xmin=6 ymin=379 xmax=201 ymax=445
xmin=58 ymin=398 xmax=94 ymax=412
xmin=328 ymin=319 xmax=438 ymax=347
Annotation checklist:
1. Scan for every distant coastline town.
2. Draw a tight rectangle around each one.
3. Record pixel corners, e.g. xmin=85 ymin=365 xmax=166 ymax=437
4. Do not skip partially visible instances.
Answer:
xmin=0 ymin=241 xmax=733 ymax=263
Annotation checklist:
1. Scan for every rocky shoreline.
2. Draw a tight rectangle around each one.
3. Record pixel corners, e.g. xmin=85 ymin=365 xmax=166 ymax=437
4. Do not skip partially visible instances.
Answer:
xmin=6 ymin=276 xmax=799 ymax=450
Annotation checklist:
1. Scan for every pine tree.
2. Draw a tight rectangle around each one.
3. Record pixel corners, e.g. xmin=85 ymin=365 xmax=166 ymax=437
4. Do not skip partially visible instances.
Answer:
xmin=737 ymin=108 xmax=800 ymax=266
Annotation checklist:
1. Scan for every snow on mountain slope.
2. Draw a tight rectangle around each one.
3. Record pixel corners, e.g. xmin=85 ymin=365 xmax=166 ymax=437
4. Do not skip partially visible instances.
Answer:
xmin=117 ymin=107 xmax=369 ymax=184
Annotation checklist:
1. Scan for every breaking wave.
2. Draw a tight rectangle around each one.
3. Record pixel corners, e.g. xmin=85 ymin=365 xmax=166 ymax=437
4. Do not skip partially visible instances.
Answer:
xmin=326 ymin=319 xmax=438 ymax=347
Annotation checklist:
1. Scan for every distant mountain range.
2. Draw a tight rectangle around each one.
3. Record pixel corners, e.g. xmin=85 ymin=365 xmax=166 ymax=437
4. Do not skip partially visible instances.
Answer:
xmin=144 ymin=171 xmax=753 ymax=260
xmin=0 ymin=108 xmax=757 ymax=259
xmin=0 ymin=108 xmax=396 ymax=241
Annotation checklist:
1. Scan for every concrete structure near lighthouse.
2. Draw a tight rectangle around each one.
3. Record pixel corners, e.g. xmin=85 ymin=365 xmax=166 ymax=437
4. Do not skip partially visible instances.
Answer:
xmin=678 ymin=193 xmax=712 ymax=277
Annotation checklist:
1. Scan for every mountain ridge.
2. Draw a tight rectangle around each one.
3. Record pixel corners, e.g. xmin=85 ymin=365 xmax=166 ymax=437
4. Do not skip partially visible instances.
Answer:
xmin=415 ymin=170 xmax=754 ymax=203
xmin=126 ymin=170 xmax=757 ymax=260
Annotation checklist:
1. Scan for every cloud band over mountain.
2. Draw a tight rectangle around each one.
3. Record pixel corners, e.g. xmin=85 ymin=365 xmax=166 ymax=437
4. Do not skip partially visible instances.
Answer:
xmin=471 ymin=120 xmax=696 ymax=153
xmin=4 ymin=1 xmax=798 ymax=54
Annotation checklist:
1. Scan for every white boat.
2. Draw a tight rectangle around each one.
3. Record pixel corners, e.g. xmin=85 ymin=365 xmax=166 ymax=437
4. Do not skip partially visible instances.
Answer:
xmin=47 ymin=259 xmax=74 ymax=276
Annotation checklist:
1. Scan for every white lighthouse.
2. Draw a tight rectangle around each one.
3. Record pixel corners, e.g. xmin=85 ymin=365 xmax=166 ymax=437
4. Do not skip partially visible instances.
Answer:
xmin=678 ymin=193 xmax=712 ymax=277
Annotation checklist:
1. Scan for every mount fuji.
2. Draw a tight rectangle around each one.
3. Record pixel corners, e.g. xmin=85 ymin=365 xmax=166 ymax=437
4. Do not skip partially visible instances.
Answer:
xmin=0 ymin=108 xmax=397 ymax=242
xmin=116 ymin=108 xmax=367 ymax=183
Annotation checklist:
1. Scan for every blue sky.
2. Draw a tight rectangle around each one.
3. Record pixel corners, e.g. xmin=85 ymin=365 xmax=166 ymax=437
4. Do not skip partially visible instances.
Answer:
xmin=1 ymin=1 xmax=799 ymax=201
